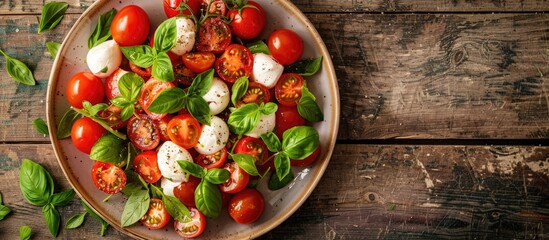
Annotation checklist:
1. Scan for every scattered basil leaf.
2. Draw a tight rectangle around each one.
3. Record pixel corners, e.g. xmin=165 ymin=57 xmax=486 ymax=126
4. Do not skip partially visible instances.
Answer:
xmin=274 ymin=153 xmax=291 ymax=181
xmin=298 ymin=85 xmax=324 ymax=122
xmin=121 ymin=189 xmax=150 ymax=227
xmin=261 ymin=102 xmax=278 ymax=115
xmin=227 ymin=103 xmax=261 ymax=134
xmin=42 ymin=203 xmax=60 ymax=237
xmin=231 ymin=76 xmax=249 ymax=106
xmin=152 ymin=51 xmax=175 ymax=81
xmin=269 ymin=169 xmax=294 ymax=190
xmin=154 ymin=18 xmax=177 ymax=53
xmin=46 ymin=41 xmax=61 ymax=58
xmin=204 ymin=168 xmax=231 ymax=184
xmin=57 ymin=108 xmax=80 ymax=139
xmin=88 ymin=8 xmax=117 ymax=48
xmin=0 ymin=49 xmax=36 ymax=86
xmin=82 ymin=201 xmax=110 ymax=236
xmin=0 ymin=192 xmax=3 ymax=204
xmin=230 ymin=153 xmax=259 ymax=176
xmin=148 ymin=87 xmax=187 ymax=114
xmin=0 ymin=205 xmax=11 ymax=221
xmin=247 ymin=40 xmax=270 ymax=54
xmin=187 ymin=68 xmax=214 ymax=97
xmin=38 ymin=2 xmax=69 ymax=33
xmin=100 ymin=219 xmax=109 ymax=236
xmin=285 ymin=56 xmax=323 ymax=76
xmin=65 ymin=212 xmax=87 ymax=229
xmin=19 ymin=159 xmax=54 ymax=206
xmin=186 ymin=95 xmax=211 ymax=125
xmin=19 ymin=225 xmax=31 ymax=240
xmin=89 ymin=133 xmax=127 ymax=165
xmin=50 ymin=189 xmax=75 ymax=207
xmin=33 ymin=118 xmax=49 ymax=135
xmin=195 ymin=181 xmax=222 ymax=218
xmin=260 ymin=132 xmax=282 ymax=152
xmin=120 ymin=45 xmax=155 ymax=68
xmin=177 ymin=160 xmax=206 ymax=179
xmin=281 ymin=126 xmax=320 ymax=160
xmin=163 ymin=194 xmax=191 ymax=223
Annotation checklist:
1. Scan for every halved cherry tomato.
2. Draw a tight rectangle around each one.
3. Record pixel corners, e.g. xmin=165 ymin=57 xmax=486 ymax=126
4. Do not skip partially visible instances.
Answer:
xmin=275 ymin=105 xmax=305 ymax=139
xmin=127 ymin=114 xmax=161 ymax=150
xmin=111 ymin=5 xmax=150 ymax=46
xmin=133 ymin=151 xmax=162 ymax=183
xmin=196 ymin=17 xmax=232 ymax=54
xmin=98 ymin=105 xmax=128 ymax=130
xmin=140 ymin=198 xmax=170 ymax=230
xmin=202 ymin=0 xmax=227 ymax=16
xmin=215 ymin=44 xmax=253 ymax=83
xmin=182 ymin=52 xmax=216 ymax=73
xmin=129 ymin=61 xmax=152 ymax=78
xmin=234 ymin=136 xmax=268 ymax=165
xmin=228 ymin=1 xmax=266 ymax=40
xmin=167 ymin=114 xmax=202 ymax=149
xmin=138 ymin=78 xmax=176 ymax=120
xmin=196 ymin=147 xmax=228 ymax=169
xmin=220 ymin=162 xmax=250 ymax=194
xmin=154 ymin=115 xmax=173 ymax=142
xmin=66 ymin=72 xmax=105 ymax=109
xmin=71 ymin=117 xmax=106 ymax=154
xmin=174 ymin=61 xmax=196 ymax=86
xmin=291 ymin=145 xmax=321 ymax=167
xmin=91 ymin=161 xmax=126 ymax=194
xmin=163 ymin=0 xmax=202 ymax=18
xmin=173 ymin=176 xmax=201 ymax=207
xmin=105 ymin=68 xmax=128 ymax=100
xmin=174 ymin=208 xmax=206 ymax=238
xmin=228 ymin=188 xmax=265 ymax=224
xmin=237 ymin=82 xmax=271 ymax=107
xmin=275 ymin=73 xmax=305 ymax=107
xmin=267 ymin=28 xmax=304 ymax=65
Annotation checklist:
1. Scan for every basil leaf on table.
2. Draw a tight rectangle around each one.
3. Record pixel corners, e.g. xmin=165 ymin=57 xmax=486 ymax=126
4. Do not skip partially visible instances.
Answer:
xmin=285 ymin=56 xmax=323 ymax=76
xmin=204 ymin=168 xmax=231 ymax=184
xmin=260 ymin=132 xmax=282 ymax=152
xmin=297 ymin=85 xmax=324 ymax=122
xmin=33 ymin=118 xmax=49 ymax=135
xmin=0 ymin=205 xmax=11 ymax=221
xmin=177 ymin=160 xmax=207 ymax=178
xmin=88 ymin=8 xmax=117 ymax=48
xmin=56 ymin=108 xmax=80 ymax=139
xmin=230 ymin=153 xmax=259 ymax=176
xmin=152 ymin=51 xmax=174 ymax=81
xmin=148 ymin=87 xmax=187 ymax=114
xmin=42 ymin=203 xmax=60 ymax=237
xmin=89 ymin=133 xmax=127 ymax=165
xmin=46 ymin=41 xmax=61 ymax=58
xmin=247 ymin=40 xmax=270 ymax=54
xmin=154 ymin=18 xmax=177 ymax=53
xmin=231 ymin=76 xmax=249 ymax=106
xmin=195 ymin=181 xmax=222 ymax=218
xmin=50 ymin=189 xmax=75 ymax=207
xmin=281 ymin=126 xmax=320 ymax=160
xmin=38 ymin=2 xmax=69 ymax=33
xmin=0 ymin=49 xmax=36 ymax=86
xmin=65 ymin=212 xmax=87 ymax=229
xmin=269 ymin=168 xmax=294 ymax=190
xmin=19 ymin=226 xmax=31 ymax=240
xmin=120 ymin=45 xmax=155 ymax=68
xmin=121 ymin=189 xmax=150 ymax=227
xmin=19 ymin=159 xmax=54 ymax=206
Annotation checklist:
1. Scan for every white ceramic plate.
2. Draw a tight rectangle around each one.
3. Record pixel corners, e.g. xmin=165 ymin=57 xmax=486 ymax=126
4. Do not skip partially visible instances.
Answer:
xmin=47 ymin=0 xmax=339 ymax=239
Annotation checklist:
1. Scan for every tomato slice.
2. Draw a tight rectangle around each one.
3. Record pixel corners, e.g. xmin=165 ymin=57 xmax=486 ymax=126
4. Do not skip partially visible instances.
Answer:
xmin=173 ymin=176 xmax=201 ymax=207
xmin=127 ymin=114 xmax=161 ymax=150
xmin=154 ymin=115 xmax=173 ymax=142
xmin=174 ymin=61 xmax=196 ymax=86
xmin=98 ymin=105 xmax=128 ymax=130
xmin=140 ymin=198 xmax=171 ymax=230
xmin=228 ymin=188 xmax=265 ymax=224
xmin=196 ymin=17 xmax=232 ymax=54
xmin=196 ymin=147 xmax=228 ymax=169
xmin=167 ymin=114 xmax=202 ymax=149
xmin=129 ymin=61 xmax=152 ymax=78
xmin=138 ymin=78 xmax=176 ymax=120
xmin=234 ymin=136 xmax=269 ymax=165
xmin=174 ymin=208 xmax=206 ymax=238
xmin=275 ymin=104 xmax=305 ymax=139
xmin=182 ymin=52 xmax=216 ymax=73
xmin=215 ymin=44 xmax=253 ymax=83
xmin=220 ymin=162 xmax=250 ymax=194
xmin=237 ymin=82 xmax=271 ymax=107
xmin=133 ymin=151 xmax=162 ymax=183
xmin=91 ymin=161 xmax=127 ymax=194
xmin=274 ymin=73 xmax=305 ymax=107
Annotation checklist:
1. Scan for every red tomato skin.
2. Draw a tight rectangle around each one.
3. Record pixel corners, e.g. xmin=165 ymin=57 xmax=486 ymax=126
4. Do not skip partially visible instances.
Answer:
xmin=196 ymin=17 xmax=232 ymax=54
xmin=133 ymin=151 xmax=162 ymax=184
xmin=140 ymin=198 xmax=171 ymax=230
xmin=275 ymin=105 xmax=306 ymax=139
xmin=154 ymin=115 xmax=173 ymax=142
xmin=138 ymin=78 xmax=176 ymax=120
xmin=173 ymin=176 xmax=201 ymax=207
xmin=267 ymin=28 xmax=304 ymax=65
xmin=174 ymin=208 xmax=206 ymax=238
xmin=71 ymin=117 xmax=105 ymax=154
xmin=163 ymin=0 xmax=202 ymax=18
xmin=127 ymin=114 xmax=161 ymax=150
xmin=182 ymin=52 xmax=216 ymax=73
xmin=167 ymin=114 xmax=202 ymax=149
xmin=66 ymin=72 xmax=105 ymax=109
xmin=228 ymin=1 xmax=266 ymax=40
xmin=215 ymin=44 xmax=254 ymax=83
xmin=220 ymin=162 xmax=250 ymax=194
xmin=234 ymin=136 xmax=269 ymax=165
xmin=275 ymin=73 xmax=305 ymax=107
xmin=237 ymin=82 xmax=271 ymax=107
xmin=111 ymin=5 xmax=150 ymax=46
xmin=291 ymin=145 xmax=321 ymax=167
xmin=196 ymin=147 xmax=228 ymax=169
xmin=91 ymin=161 xmax=127 ymax=194
xmin=228 ymin=188 xmax=265 ymax=224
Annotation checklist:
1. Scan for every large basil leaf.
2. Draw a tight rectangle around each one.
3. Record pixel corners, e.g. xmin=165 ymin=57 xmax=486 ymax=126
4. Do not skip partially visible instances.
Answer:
xmin=33 ymin=118 xmax=49 ymax=135
xmin=186 ymin=95 xmax=211 ymax=125
xmin=0 ymin=50 xmax=36 ymax=86
xmin=56 ymin=109 xmax=80 ymax=139
xmin=154 ymin=18 xmax=177 ymax=53
xmin=152 ymin=51 xmax=174 ymax=81
xmin=42 ymin=204 xmax=60 ymax=237
xmin=260 ymin=132 xmax=281 ymax=152
xmin=121 ymin=189 xmax=150 ymax=227
xmin=204 ymin=168 xmax=231 ymax=184
xmin=227 ymin=103 xmax=261 ymax=134
xmin=38 ymin=2 xmax=69 ymax=33
xmin=194 ymin=181 xmax=222 ymax=218
xmin=187 ymin=69 xmax=214 ymax=97
xmin=230 ymin=153 xmax=259 ymax=176
xmin=120 ymin=45 xmax=155 ymax=68
xmin=148 ymin=87 xmax=187 ymax=114
xmin=281 ymin=126 xmax=320 ymax=160
xmin=231 ymin=76 xmax=249 ymax=106
xmin=297 ymin=86 xmax=324 ymax=122
xmin=89 ymin=133 xmax=127 ymax=165
xmin=274 ymin=153 xmax=291 ymax=181
xmin=19 ymin=159 xmax=54 ymax=206
xmin=163 ymin=194 xmax=191 ymax=223
xmin=88 ymin=8 xmax=117 ymax=48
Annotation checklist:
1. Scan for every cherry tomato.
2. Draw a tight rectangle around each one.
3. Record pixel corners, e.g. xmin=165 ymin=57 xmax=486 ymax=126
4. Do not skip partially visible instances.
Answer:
xmin=174 ymin=208 xmax=206 ymax=238
xmin=127 ymin=114 xmax=161 ymax=150
xmin=220 ymin=162 xmax=250 ymax=194
xmin=291 ymin=145 xmax=321 ymax=167
xmin=234 ymin=136 xmax=268 ymax=165
xmin=196 ymin=17 xmax=232 ymax=54
xmin=196 ymin=147 xmax=228 ymax=169
xmin=129 ymin=61 xmax=152 ymax=78
xmin=71 ymin=117 xmax=105 ymax=154
xmin=98 ymin=105 xmax=128 ymax=130
xmin=154 ymin=115 xmax=173 ymax=142
xmin=173 ymin=176 xmax=201 ymax=207
xmin=275 ymin=105 xmax=305 ymax=139
xmin=267 ymin=28 xmax=304 ymax=65
xmin=140 ymin=198 xmax=170 ymax=230
xmin=133 ymin=151 xmax=162 ymax=183
xmin=105 ymin=68 xmax=128 ymax=100
xmin=174 ymin=61 xmax=196 ymax=86
xmin=237 ymin=82 xmax=271 ymax=107
xmin=182 ymin=52 xmax=216 ymax=73
xmin=215 ymin=44 xmax=253 ymax=83
xmin=66 ymin=72 xmax=105 ymax=109
xmin=275 ymin=73 xmax=305 ymax=107
xmin=203 ymin=0 xmax=227 ymax=16
xmin=167 ymin=114 xmax=202 ymax=149
xmin=228 ymin=1 xmax=266 ymax=40
xmin=138 ymin=78 xmax=176 ymax=120
xmin=111 ymin=5 xmax=150 ymax=46
xmin=91 ymin=161 xmax=126 ymax=194
xmin=228 ymin=188 xmax=265 ymax=224
xmin=163 ymin=0 xmax=202 ymax=18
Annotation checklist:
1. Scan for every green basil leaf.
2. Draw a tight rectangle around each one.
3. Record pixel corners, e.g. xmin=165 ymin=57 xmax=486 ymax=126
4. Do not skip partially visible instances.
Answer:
xmin=0 ymin=191 xmax=3 ymax=204
xmin=57 ymin=109 xmax=80 ymax=139
xmin=227 ymin=103 xmax=261 ymax=134
xmin=46 ymin=41 xmax=61 ymax=58
xmin=163 ymin=194 xmax=191 ymax=223
xmin=42 ymin=204 xmax=60 ymax=237
xmin=82 ymin=200 xmax=110 ymax=236
xmin=269 ymin=168 xmax=294 ymax=190
xmin=19 ymin=159 xmax=54 ymax=206
xmin=260 ymin=102 xmax=278 ymax=115
xmin=148 ymin=87 xmax=187 ymax=114
xmin=281 ymin=126 xmax=320 ymax=160
xmin=187 ymin=96 xmax=211 ymax=125
xmin=33 ymin=118 xmax=49 ymax=135
xmin=195 ymin=181 xmax=222 ymax=218
xmin=121 ymin=170 xmax=147 ymax=196
xmin=154 ymin=18 xmax=177 ymax=53
xmin=83 ymin=101 xmax=109 ymax=117
xmin=230 ymin=153 xmax=259 ymax=176
xmin=204 ymin=168 xmax=231 ymax=184
xmin=121 ymin=189 xmax=150 ymax=227
xmin=188 ymin=68 xmax=214 ymax=97
xmin=120 ymin=45 xmax=155 ymax=68
xmin=0 ymin=205 xmax=11 ymax=220
xmin=298 ymin=86 xmax=324 ymax=122
xmin=152 ymin=51 xmax=175 ymax=82
xmin=285 ymin=56 xmax=323 ymax=76
xmin=177 ymin=160 xmax=206 ymax=179
xmin=274 ymin=153 xmax=291 ymax=181
xmin=120 ymin=105 xmax=135 ymax=122
xmin=247 ymin=40 xmax=270 ymax=54
xmin=88 ymin=8 xmax=117 ymax=48
xmin=260 ymin=132 xmax=281 ymax=152
xmin=0 ymin=50 xmax=36 ymax=86
xmin=110 ymin=96 xmax=130 ymax=108
xmin=89 ymin=133 xmax=127 ymax=165
xmin=100 ymin=220 xmax=109 ymax=236
xmin=118 ymin=72 xmax=144 ymax=100
xmin=231 ymin=76 xmax=249 ymax=106
xmin=71 ymin=107 xmax=127 ymax=140
xmin=38 ymin=2 xmax=69 ymax=33
xmin=65 ymin=212 xmax=87 ymax=229
xmin=19 ymin=225 xmax=31 ymax=240
xmin=50 ymin=189 xmax=75 ymax=207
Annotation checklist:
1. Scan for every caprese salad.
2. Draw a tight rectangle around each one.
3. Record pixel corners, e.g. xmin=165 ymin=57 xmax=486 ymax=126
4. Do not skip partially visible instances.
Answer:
xmin=61 ymin=0 xmax=324 ymax=238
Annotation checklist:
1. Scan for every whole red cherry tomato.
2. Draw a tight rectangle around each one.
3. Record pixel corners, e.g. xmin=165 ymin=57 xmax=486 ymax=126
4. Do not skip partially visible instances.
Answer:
xmin=111 ymin=5 xmax=150 ymax=46
xmin=228 ymin=1 xmax=266 ymax=40
xmin=163 ymin=0 xmax=202 ymax=18
xmin=228 ymin=188 xmax=265 ymax=224
xmin=66 ymin=72 xmax=105 ymax=109
xmin=267 ymin=28 xmax=304 ymax=65
xmin=71 ymin=117 xmax=105 ymax=154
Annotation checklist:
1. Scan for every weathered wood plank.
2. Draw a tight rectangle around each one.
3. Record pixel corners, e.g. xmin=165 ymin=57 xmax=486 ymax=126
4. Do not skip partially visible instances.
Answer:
xmin=1 ymin=144 xmax=547 ymax=239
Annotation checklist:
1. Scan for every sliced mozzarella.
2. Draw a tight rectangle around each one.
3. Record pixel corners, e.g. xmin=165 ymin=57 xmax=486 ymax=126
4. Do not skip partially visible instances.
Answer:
xmin=160 ymin=177 xmax=183 ymax=197
xmin=203 ymin=77 xmax=230 ymax=115
xmin=157 ymin=141 xmax=193 ymax=182
xmin=195 ymin=116 xmax=229 ymax=155
xmin=86 ymin=40 xmax=122 ymax=78
xmin=245 ymin=112 xmax=276 ymax=138
xmin=251 ymin=53 xmax=284 ymax=89
xmin=170 ymin=17 xmax=196 ymax=56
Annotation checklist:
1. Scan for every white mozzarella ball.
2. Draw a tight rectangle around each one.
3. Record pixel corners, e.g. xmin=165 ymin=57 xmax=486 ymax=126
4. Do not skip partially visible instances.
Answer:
xmin=245 ymin=112 xmax=276 ymax=138
xmin=251 ymin=53 xmax=284 ymax=89
xmin=203 ymin=77 xmax=230 ymax=115
xmin=157 ymin=141 xmax=194 ymax=182
xmin=160 ymin=177 xmax=183 ymax=197
xmin=195 ymin=116 xmax=229 ymax=155
xmin=170 ymin=17 xmax=196 ymax=56
xmin=86 ymin=40 xmax=122 ymax=78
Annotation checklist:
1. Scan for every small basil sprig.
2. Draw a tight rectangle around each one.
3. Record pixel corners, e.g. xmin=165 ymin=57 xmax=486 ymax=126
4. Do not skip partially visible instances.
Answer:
xmin=297 ymin=85 xmax=324 ymax=122
xmin=285 ymin=56 xmax=323 ymax=76
xmin=177 ymin=161 xmax=230 ymax=218
xmin=121 ymin=189 xmax=150 ymax=227
xmin=90 ymin=133 xmax=128 ymax=165
xmin=150 ymin=185 xmax=192 ymax=223
xmin=148 ymin=69 xmax=214 ymax=125
xmin=228 ymin=102 xmax=278 ymax=135
xmin=247 ymin=40 xmax=270 ymax=54
xmin=72 ymin=101 xmax=127 ymax=140
xmin=65 ymin=212 xmax=87 ymax=229
xmin=231 ymin=76 xmax=249 ymax=106
xmin=82 ymin=201 xmax=110 ymax=236
xmin=38 ymin=2 xmax=69 ymax=33
xmin=0 ymin=192 xmax=11 ymax=220
xmin=56 ymin=108 xmax=80 ymax=139
xmin=19 ymin=226 xmax=31 ymax=240
xmin=46 ymin=41 xmax=61 ymax=58
xmin=88 ymin=8 xmax=117 ymax=48
xmin=110 ymin=72 xmax=145 ymax=121
xmin=230 ymin=153 xmax=260 ymax=176
xmin=0 ymin=49 xmax=36 ymax=86
xmin=33 ymin=118 xmax=49 ymax=135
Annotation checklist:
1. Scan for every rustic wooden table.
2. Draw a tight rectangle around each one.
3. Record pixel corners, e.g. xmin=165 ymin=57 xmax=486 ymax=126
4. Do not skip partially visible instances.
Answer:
xmin=1 ymin=0 xmax=548 ymax=239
